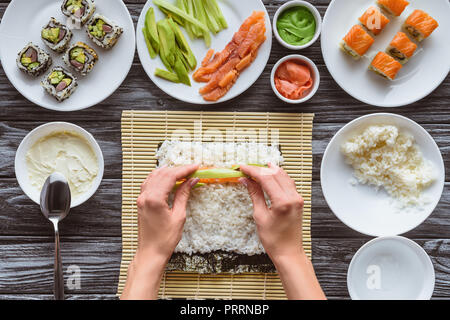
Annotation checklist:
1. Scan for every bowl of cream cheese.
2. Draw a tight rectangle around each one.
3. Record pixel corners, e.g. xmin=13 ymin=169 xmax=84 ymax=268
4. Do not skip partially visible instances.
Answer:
xmin=15 ymin=122 xmax=104 ymax=208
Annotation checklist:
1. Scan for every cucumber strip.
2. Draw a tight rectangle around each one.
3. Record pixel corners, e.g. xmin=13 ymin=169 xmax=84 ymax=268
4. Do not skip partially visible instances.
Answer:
xmin=145 ymin=7 xmax=160 ymax=54
xmin=155 ymin=68 xmax=179 ymax=82
xmin=153 ymin=0 xmax=208 ymax=32
xmin=193 ymin=0 xmax=211 ymax=47
xmin=210 ymin=0 xmax=228 ymax=29
xmin=142 ymin=28 xmax=157 ymax=58
xmin=158 ymin=6 xmax=185 ymax=26
xmin=189 ymin=168 xmax=246 ymax=180
xmin=186 ymin=0 xmax=201 ymax=37
xmin=178 ymin=0 xmax=195 ymax=39
xmin=202 ymin=0 xmax=220 ymax=33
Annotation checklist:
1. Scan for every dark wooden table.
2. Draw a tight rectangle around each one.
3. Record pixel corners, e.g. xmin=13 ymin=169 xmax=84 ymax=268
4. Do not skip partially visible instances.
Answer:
xmin=0 ymin=0 xmax=448 ymax=300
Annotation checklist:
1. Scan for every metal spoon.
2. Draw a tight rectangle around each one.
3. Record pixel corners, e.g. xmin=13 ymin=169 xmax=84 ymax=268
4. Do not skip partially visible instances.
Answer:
xmin=40 ymin=172 xmax=71 ymax=300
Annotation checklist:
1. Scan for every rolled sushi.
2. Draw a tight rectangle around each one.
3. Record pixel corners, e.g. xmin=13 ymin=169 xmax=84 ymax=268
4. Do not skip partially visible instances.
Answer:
xmin=340 ymin=25 xmax=375 ymax=60
xmin=61 ymin=0 xmax=96 ymax=26
xmin=386 ymin=32 xmax=417 ymax=64
xmin=41 ymin=67 xmax=78 ymax=102
xmin=41 ymin=17 xmax=73 ymax=53
xmin=404 ymin=10 xmax=439 ymax=42
xmin=369 ymin=52 xmax=403 ymax=80
xmin=87 ymin=14 xmax=123 ymax=49
xmin=359 ymin=6 xmax=390 ymax=36
xmin=377 ymin=0 xmax=409 ymax=17
xmin=16 ymin=43 xmax=52 ymax=77
xmin=63 ymin=42 xmax=98 ymax=76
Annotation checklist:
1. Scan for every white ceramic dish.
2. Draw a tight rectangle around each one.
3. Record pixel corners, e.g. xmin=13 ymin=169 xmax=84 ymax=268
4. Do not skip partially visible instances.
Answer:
xmin=321 ymin=113 xmax=445 ymax=237
xmin=321 ymin=0 xmax=450 ymax=107
xmin=347 ymin=236 xmax=435 ymax=300
xmin=270 ymin=54 xmax=320 ymax=103
xmin=136 ymin=0 xmax=272 ymax=104
xmin=15 ymin=122 xmax=104 ymax=208
xmin=0 ymin=0 xmax=135 ymax=111
xmin=273 ymin=0 xmax=322 ymax=50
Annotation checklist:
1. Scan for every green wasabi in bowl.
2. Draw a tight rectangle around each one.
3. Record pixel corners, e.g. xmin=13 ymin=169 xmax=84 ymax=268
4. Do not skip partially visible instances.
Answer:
xmin=276 ymin=6 xmax=316 ymax=46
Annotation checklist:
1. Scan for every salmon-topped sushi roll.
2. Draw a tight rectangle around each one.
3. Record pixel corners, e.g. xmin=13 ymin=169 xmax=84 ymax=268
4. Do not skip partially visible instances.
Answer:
xmin=369 ymin=52 xmax=403 ymax=80
xmin=340 ymin=25 xmax=375 ymax=60
xmin=386 ymin=32 xmax=417 ymax=64
xmin=404 ymin=10 xmax=439 ymax=42
xmin=359 ymin=6 xmax=390 ymax=35
xmin=377 ymin=0 xmax=409 ymax=17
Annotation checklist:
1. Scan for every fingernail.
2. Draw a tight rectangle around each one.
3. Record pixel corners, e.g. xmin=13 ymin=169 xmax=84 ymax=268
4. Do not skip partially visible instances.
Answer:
xmin=239 ymin=178 xmax=248 ymax=187
xmin=189 ymin=178 xmax=200 ymax=187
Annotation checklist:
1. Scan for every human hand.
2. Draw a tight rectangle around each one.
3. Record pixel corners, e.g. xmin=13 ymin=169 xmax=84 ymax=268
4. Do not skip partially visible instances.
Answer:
xmin=136 ymin=164 xmax=200 ymax=261
xmin=239 ymin=163 xmax=305 ymax=262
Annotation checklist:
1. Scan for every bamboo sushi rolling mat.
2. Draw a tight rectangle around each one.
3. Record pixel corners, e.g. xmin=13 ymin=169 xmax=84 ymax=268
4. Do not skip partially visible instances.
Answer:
xmin=118 ymin=110 xmax=314 ymax=300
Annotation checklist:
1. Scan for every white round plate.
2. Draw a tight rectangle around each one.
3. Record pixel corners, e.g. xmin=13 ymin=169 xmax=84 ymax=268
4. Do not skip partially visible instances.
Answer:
xmin=137 ymin=0 xmax=272 ymax=104
xmin=15 ymin=122 xmax=104 ymax=208
xmin=347 ymin=236 xmax=435 ymax=300
xmin=321 ymin=113 xmax=445 ymax=237
xmin=0 ymin=0 xmax=135 ymax=111
xmin=321 ymin=0 xmax=450 ymax=107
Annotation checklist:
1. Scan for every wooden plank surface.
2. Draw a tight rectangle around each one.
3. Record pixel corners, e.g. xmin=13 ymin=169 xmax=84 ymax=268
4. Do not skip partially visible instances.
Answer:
xmin=0 ymin=0 xmax=448 ymax=300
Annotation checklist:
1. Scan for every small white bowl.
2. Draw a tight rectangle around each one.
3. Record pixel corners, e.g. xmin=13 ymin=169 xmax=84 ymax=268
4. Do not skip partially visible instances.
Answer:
xmin=273 ymin=0 xmax=322 ymax=50
xmin=270 ymin=54 xmax=320 ymax=104
xmin=347 ymin=236 xmax=435 ymax=300
xmin=15 ymin=122 xmax=104 ymax=208
xmin=321 ymin=113 xmax=445 ymax=237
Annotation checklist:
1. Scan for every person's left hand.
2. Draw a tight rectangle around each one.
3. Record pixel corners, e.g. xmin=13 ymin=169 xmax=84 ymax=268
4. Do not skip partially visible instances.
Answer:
xmin=136 ymin=164 xmax=199 ymax=261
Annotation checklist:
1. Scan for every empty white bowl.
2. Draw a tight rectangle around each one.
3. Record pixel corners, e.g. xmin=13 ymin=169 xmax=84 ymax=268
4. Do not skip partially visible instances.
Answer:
xmin=273 ymin=0 xmax=322 ymax=50
xmin=270 ymin=54 xmax=320 ymax=104
xmin=347 ymin=236 xmax=435 ymax=300
xmin=15 ymin=122 xmax=104 ymax=208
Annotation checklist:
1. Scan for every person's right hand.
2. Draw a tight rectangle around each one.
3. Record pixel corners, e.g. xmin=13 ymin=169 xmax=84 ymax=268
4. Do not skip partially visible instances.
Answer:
xmin=239 ymin=163 xmax=305 ymax=261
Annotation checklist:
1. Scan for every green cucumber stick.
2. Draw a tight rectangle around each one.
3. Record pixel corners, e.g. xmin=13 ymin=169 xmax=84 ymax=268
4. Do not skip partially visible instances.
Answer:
xmin=142 ymin=28 xmax=157 ymax=58
xmin=155 ymin=68 xmax=180 ymax=83
xmin=190 ymin=168 xmax=246 ymax=180
xmin=178 ymin=0 xmax=194 ymax=39
xmin=159 ymin=6 xmax=185 ymax=26
xmin=202 ymin=0 xmax=220 ymax=33
xmin=153 ymin=0 xmax=208 ymax=32
xmin=157 ymin=19 xmax=176 ymax=67
xmin=210 ymin=0 xmax=228 ymax=29
xmin=145 ymin=7 xmax=160 ymax=53
xmin=186 ymin=0 xmax=201 ymax=38
xmin=193 ymin=0 xmax=211 ymax=47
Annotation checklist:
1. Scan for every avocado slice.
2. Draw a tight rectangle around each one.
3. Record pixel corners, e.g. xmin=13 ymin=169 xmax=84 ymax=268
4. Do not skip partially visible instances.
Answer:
xmin=21 ymin=56 xmax=32 ymax=66
xmin=168 ymin=18 xmax=197 ymax=70
xmin=145 ymin=7 xmax=160 ymax=54
xmin=155 ymin=68 xmax=180 ymax=83
xmin=49 ymin=71 xmax=65 ymax=85
xmin=157 ymin=19 xmax=176 ymax=67
xmin=62 ymin=78 xmax=72 ymax=86
xmin=173 ymin=55 xmax=191 ymax=86
xmin=42 ymin=28 xmax=61 ymax=44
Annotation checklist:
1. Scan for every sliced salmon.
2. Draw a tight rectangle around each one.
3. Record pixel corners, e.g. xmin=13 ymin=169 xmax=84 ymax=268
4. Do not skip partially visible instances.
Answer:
xmin=202 ymin=49 xmax=215 ymax=67
xmin=405 ymin=9 xmax=439 ymax=40
xmin=194 ymin=11 xmax=267 ymax=101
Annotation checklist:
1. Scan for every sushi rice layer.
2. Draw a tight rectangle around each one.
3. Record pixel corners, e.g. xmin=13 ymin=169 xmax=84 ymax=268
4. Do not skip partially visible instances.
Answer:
xmin=157 ymin=141 xmax=283 ymax=255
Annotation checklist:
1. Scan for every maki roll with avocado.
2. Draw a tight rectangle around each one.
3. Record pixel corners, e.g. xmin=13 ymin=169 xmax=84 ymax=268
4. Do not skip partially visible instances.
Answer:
xmin=63 ymin=42 xmax=98 ymax=76
xmin=41 ymin=67 xmax=78 ymax=102
xmin=41 ymin=18 xmax=73 ymax=53
xmin=87 ymin=14 xmax=123 ymax=49
xmin=16 ymin=43 xmax=52 ymax=77
xmin=61 ymin=0 xmax=96 ymax=26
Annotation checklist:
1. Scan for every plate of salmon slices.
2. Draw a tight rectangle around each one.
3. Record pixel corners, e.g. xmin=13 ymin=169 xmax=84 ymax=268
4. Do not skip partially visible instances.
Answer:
xmin=322 ymin=0 xmax=450 ymax=107
xmin=137 ymin=0 xmax=272 ymax=104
